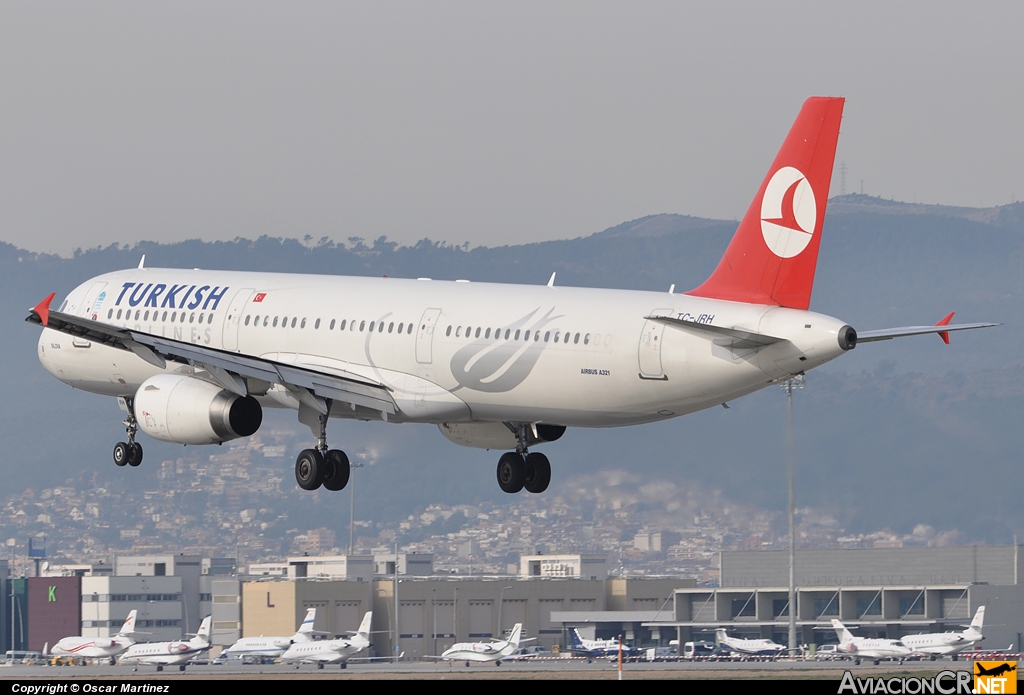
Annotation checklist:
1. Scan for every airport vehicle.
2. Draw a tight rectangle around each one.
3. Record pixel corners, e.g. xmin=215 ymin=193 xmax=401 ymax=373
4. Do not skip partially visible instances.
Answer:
xmin=435 ymin=623 xmax=527 ymax=666
xmin=119 ymin=615 xmax=211 ymax=672
xmin=831 ymin=619 xmax=912 ymax=665
xmin=901 ymin=606 xmax=985 ymax=660
xmin=569 ymin=627 xmax=637 ymax=657
xmin=279 ymin=611 xmax=372 ymax=669
xmin=221 ymin=607 xmax=317 ymax=660
xmin=505 ymin=645 xmax=550 ymax=660
xmin=714 ymin=628 xmax=787 ymax=657
xmin=27 ymin=97 xmax=997 ymax=495
xmin=681 ymin=641 xmax=716 ymax=659
xmin=50 ymin=609 xmax=138 ymax=664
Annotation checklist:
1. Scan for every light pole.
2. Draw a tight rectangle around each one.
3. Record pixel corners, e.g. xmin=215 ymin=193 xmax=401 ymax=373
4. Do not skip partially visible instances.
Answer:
xmin=432 ymin=588 xmax=437 ymax=657
xmin=348 ymin=459 xmax=365 ymax=554
xmin=781 ymin=375 xmax=804 ymax=655
xmin=497 ymin=585 xmax=512 ymax=639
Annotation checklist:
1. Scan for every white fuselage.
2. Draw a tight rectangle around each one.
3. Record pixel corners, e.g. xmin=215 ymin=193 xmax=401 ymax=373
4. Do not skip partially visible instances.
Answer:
xmin=38 ymin=268 xmax=851 ymax=435
xmin=840 ymin=638 xmax=912 ymax=661
xmin=280 ymin=638 xmax=366 ymax=664
xmin=51 ymin=636 xmax=133 ymax=659
xmin=222 ymin=636 xmax=295 ymax=659
xmin=718 ymin=637 xmax=786 ymax=656
xmin=119 ymin=640 xmax=206 ymax=666
xmin=441 ymin=640 xmax=517 ymax=663
xmin=901 ymin=631 xmax=981 ymax=656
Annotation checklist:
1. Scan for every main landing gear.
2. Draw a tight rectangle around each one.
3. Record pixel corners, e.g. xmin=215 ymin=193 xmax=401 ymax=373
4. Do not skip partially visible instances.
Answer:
xmin=295 ymin=404 xmax=350 ymax=492
xmin=496 ymin=425 xmax=551 ymax=494
xmin=113 ymin=398 xmax=143 ymax=468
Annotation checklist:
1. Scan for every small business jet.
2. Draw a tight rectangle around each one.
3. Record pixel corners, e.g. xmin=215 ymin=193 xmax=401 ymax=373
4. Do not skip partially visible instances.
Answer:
xmin=27 ymin=97 xmax=997 ymax=496
xmin=119 ymin=615 xmax=211 ymax=672
xmin=221 ymin=607 xmax=317 ymax=661
xmin=832 ymin=619 xmax=912 ymax=665
xmin=435 ymin=623 xmax=527 ymax=666
xmin=901 ymin=606 xmax=985 ymax=660
xmin=569 ymin=628 xmax=636 ymax=658
xmin=714 ymin=628 xmax=787 ymax=657
xmin=51 ymin=610 xmax=138 ymax=664
xmin=279 ymin=611 xmax=372 ymax=669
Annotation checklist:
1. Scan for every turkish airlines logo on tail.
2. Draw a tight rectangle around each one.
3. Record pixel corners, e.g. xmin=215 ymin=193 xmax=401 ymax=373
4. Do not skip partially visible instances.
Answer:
xmin=760 ymin=166 xmax=817 ymax=258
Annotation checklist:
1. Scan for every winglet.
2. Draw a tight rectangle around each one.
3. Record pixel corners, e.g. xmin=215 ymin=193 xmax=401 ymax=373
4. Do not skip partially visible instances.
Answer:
xmin=32 ymin=292 xmax=56 ymax=327
xmin=936 ymin=312 xmax=954 ymax=345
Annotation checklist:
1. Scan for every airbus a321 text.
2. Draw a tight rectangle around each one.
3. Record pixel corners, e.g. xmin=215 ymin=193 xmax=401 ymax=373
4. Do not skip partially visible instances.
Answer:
xmin=27 ymin=97 xmax=997 ymax=495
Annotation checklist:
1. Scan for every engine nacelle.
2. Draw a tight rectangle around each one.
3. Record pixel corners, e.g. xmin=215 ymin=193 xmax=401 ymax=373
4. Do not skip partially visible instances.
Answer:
xmin=135 ymin=374 xmax=262 ymax=445
xmin=93 ymin=638 xmax=113 ymax=649
xmin=438 ymin=422 xmax=565 ymax=450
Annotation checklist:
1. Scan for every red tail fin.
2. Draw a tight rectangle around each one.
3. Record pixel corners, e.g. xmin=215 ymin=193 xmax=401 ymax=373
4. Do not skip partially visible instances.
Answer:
xmin=688 ymin=97 xmax=845 ymax=309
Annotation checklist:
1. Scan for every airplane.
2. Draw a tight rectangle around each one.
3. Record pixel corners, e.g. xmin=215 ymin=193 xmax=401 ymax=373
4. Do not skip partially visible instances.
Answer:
xmin=50 ymin=609 xmax=138 ymax=664
xmin=26 ymin=97 xmax=998 ymax=496
xmin=220 ymin=607 xmax=317 ymax=661
xmin=434 ymin=622 xmax=527 ymax=666
xmin=279 ymin=611 xmax=372 ymax=670
xmin=831 ymin=619 xmax=912 ymax=665
xmin=901 ymin=606 xmax=985 ymax=660
xmin=568 ymin=627 xmax=637 ymax=658
xmin=118 ymin=615 xmax=211 ymax=672
xmin=714 ymin=628 xmax=787 ymax=657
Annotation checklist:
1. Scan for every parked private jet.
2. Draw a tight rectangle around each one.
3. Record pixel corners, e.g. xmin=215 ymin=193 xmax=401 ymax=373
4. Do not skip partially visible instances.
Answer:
xmin=832 ymin=619 xmax=912 ymax=665
xmin=902 ymin=606 xmax=985 ymax=660
xmin=27 ymin=97 xmax=997 ymax=495
xmin=714 ymin=628 xmax=787 ymax=657
xmin=279 ymin=611 xmax=372 ymax=669
xmin=569 ymin=628 xmax=637 ymax=658
xmin=119 ymin=615 xmax=211 ymax=672
xmin=51 ymin=610 xmax=138 ymax=664
xmin=221 ymin=607 xmax=317 ymax=660
xmin=435 ymin=623 xmax=527 ymax=666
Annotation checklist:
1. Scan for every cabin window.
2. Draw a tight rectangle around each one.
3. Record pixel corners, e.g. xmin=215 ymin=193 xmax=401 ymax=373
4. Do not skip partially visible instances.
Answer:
xmin=329 ymin=319 xmax=335 ymax=330
xmin=263 ymin=316 xmax=269 ymax=327
xmin=388 ymin=322 xmax=394 ymax=333
xmin=245 ymin=315 xmax=251 ymax=326
xmin=484 ymin=328 xmax=491 ymax=339
xmin=107 ymin=309 xmax=113 ymax=319
xmin=162 ymin=311 xmax=168 ymax=321
xmin=378 ymin=321 xmax=384 ymax=332
xmin=398 ymin=322 xmax=404 ymax=333
xmin=314 ymin=318 xmax=320 ymax=329
xmin=199 ymin=313 xmax=205 ymax=324
xmin=291 ymin=317 xmax=297 ymax=328
xmin=135 ymin=310 xmax=141 ymax=320
xmin=282 ymin=316 xmax=288 ymax=327
xmin=514 ymin=329 xmax=521 ymax=340
xmin=594 ymin=333 xmax=601 ymax=344
xmin=456 ymin=326 xmax=462 ymax=337
xmin=368 ymin=321 xmax=375 ymax=332
xmin=574 ymin=333 xmax=580 ymax=344
xmin=351 ymin=320 xmax=357 ymax=331
xmin=359 ymin=321 xmax=365 ymax=332
xmin=584 ymin=333 xmax=591 ymax=345
xmin=407 ymin=323 xmax=413 ymax=334
xmin=473 ymin=327 xmax=480 ymax=338
xmin=301 ymin=318 xmax=307 ymax=329
xmin=117 ymin=309 xmax=123 ymax=319
xmin=272 ymin=317 xmax=278 ymax=327
xmin=341 ymin=320 xmax=347 ymax=330
xmin=544 ymin=331 xmax=550 ymax=342
xmin=564 ymin=332 xmax=570 ymax=343
xmin=504 ymin=329 xmax=510 ymax=340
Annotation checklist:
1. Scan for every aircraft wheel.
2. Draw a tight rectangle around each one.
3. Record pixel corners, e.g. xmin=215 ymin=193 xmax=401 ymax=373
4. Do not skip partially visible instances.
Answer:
xmin=127 ymin=442 xmax=143 ymax=467
xmin=854 ymin=658 xmax=860 ymax=665
xmin=295 ymin=449 xmax=325 ymax=490
xmin=323 ymin=450 xmax=350 ymax=491
xmin=495 ymin=660 xmax=501 ymax=666
xmin=156 ymin=665 xmax=163 ymax=672
xmin=465 ymin=661 xmax=470 ymax=667
xmin=873 ymin=660 xmax=880 ymax=666
xmin=339 ymin=662 xmax=347 ymax=669
xmin=113 ymin=442 xmax=130 ymax=467
xmin=497 ymin=452 xmax=525 ymax=493
xmin=951 ymin=655 xmax=958 ymax=662
xmin=523 ymin=452 xmax=551 ymax=493
xmin=179 ymin=665 xmax=186 ymax=671
xmin=317 ymin=662 xmax=324 ymax=670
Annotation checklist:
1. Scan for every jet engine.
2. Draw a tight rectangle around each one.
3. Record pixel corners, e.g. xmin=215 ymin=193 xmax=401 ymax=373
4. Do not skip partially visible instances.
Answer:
xmin=134 ymin=374 xmax=262 ymax=445
xmin=93 ymin=638 xmax=114 ymax=649
xmin=438 ymin=422 xmax=565 ymax=449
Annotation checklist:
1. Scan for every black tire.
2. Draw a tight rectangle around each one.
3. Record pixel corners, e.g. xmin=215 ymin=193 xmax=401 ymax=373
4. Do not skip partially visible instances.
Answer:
xmin=339 ymin=662 xmax=347 ymax=669
xmin=317 ymin=662 xmax=324 ymax=669
xmin=113 ymin=442 xmax=130 ymax=467
xmin=127 ymin=442 xmax=143 ymax=467
xmin=156 ymin=665 xmax=163 ymax=672
xmin=179 ymin=665 xmax=186 ymax=671
xmin=323 ymin=450 xmax=350 ymax=491
xmin=497 ymin=452 xmax=525 ymax=493
xmin=295 ymin=449 xmax=325 ymax=490
xmin=523 ymin=452 xmax=551 ymax=493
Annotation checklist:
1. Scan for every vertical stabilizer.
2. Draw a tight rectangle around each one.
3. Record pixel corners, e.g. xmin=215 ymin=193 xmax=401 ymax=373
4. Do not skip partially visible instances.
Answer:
xmin=831 ymin=619 xmax=856 ymax=645
xmin=118 ymin=610 xmax=138 ymax=636
xmin=294 ymin=608 xmax=317 ymax=641
xmin=968 ymin=606 xmax=985 ymax=634
xmin=688 ymin=97 xmax=845 ymax=310
xmin=507 ymin=623 xmax=523 ymax=648
xmin=193 ymin=616 xmax=212 ymax=646
xmin=356 ymin=611 xmax=373 ymax=641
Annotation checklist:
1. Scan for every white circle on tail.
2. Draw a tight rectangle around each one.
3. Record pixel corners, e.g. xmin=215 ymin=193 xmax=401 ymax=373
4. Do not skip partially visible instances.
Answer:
xmin=760 ymin=166 xmax=817 ymax=258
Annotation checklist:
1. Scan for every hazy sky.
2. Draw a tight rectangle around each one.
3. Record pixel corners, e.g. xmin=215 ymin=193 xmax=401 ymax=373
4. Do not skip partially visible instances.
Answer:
xmin=3 ymin=2 xmax=1023 ymax=255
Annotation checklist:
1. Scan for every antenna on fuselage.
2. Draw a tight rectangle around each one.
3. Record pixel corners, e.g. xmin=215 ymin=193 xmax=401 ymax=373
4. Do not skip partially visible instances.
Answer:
xmin=138 ymin=255 xmax=146 ymax=269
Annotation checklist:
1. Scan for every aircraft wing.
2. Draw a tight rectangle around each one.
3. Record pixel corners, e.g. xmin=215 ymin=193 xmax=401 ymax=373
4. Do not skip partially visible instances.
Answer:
xmin=26 ymin=295 xmax=397 ymax=418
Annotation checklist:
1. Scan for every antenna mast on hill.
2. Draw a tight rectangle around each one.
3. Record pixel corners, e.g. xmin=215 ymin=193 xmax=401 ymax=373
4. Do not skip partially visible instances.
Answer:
xmin=839 ymin=162 xmax=847 ymax=197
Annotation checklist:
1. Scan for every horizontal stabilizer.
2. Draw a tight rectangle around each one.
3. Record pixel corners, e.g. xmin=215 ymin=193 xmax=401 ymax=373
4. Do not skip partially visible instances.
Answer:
xmin=857 ymin=321 xmax=999 ymax=344
xmin=646 ymin=315 xmax=785 ymax=347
